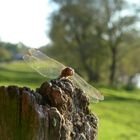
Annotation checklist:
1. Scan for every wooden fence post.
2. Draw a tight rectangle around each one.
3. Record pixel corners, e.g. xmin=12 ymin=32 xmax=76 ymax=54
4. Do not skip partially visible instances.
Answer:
xmin=0 ymin=77 xmax=98 ymax=140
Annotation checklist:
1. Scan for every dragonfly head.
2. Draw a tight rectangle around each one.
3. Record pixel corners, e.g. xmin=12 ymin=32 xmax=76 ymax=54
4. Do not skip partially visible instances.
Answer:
xmin=60 ymin=67 xmax=74 ymax=78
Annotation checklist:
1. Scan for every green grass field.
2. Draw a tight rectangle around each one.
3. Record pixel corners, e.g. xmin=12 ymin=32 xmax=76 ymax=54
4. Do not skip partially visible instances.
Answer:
xmin=0 ymin=61 xmax=140 ymax=140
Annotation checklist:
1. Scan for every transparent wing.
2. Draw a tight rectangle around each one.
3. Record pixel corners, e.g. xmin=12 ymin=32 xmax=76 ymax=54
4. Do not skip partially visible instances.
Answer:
xmin=23 ymin=49 xmax=65 ymax=79
xmin=23 ymin=48 xmax=104 ymax=102
xmin=72 ymin=73 xmax=104 ymax=102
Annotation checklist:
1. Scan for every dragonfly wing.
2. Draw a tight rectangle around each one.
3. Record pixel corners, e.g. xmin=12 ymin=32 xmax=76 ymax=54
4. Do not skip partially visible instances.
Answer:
xmin=23 ymin=49 xmax=65 ymax=79
xmin=72 ymin=73 xmax=104 ymax=102
xmin=23 ymin=48 xmax=104 ymax=102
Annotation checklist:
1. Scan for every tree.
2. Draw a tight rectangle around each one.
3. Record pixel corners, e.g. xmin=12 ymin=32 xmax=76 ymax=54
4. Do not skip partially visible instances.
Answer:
xmin=101 ymin=0 xmax=140 ymax=85
xmin=0 ymin=47 xmax=11 ymax=62
xmin=0 ymin=41 xmax=28 ymax=62
xmin=49 ymin=0 xmax=140 ymax=84
xmin=118 ymin=38 xmax=140 ymax=88
xmin=0 ymin=42 xmax=12 ymax=62
xmin=49 ymin=0 xmax=110 ymax=82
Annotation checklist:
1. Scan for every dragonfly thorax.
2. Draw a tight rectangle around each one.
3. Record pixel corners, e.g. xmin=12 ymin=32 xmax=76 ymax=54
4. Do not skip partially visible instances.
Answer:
xmin=60 ymin=67 xmax=74 ymax=78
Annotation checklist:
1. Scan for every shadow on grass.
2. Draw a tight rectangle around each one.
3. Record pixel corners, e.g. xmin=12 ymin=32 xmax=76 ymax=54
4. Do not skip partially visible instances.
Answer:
xmin=0 ymin=67 xmax=47 ymax=85
xmin=104 ymin=96 xmax=140 ymax=102
xmin=0 ymin=67 xmax=36 ymax=74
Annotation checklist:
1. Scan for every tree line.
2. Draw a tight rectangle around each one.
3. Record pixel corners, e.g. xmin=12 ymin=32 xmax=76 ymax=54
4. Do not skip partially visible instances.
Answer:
xmin=0 ymin=42 xmax=27 ymax=62
xmin=43 ymin=0 xmax=140 ymax=87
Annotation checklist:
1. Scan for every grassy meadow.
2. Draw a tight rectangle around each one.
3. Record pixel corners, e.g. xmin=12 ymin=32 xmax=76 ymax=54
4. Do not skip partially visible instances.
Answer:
xmin=0 ymin=61 xmax=140 ymax=140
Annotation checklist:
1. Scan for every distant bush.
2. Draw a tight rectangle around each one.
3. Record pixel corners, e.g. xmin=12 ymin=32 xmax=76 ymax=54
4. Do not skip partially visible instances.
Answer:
xmin=0 ymin=41 xmax=28 ymax=62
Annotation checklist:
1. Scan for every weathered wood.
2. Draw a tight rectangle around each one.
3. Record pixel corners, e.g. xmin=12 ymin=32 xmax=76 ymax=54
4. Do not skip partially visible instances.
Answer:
xmin=0 ymin=77 xmax=98 ymax=140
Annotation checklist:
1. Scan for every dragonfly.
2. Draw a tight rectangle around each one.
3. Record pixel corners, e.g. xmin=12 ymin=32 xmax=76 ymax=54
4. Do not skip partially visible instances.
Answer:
xmin=23 ymin=48 xmax=104 ymax=102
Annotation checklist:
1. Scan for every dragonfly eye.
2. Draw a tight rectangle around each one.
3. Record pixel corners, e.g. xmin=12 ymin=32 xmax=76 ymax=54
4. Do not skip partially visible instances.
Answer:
xmin=61 ymin=67 xmax=74 ymax=77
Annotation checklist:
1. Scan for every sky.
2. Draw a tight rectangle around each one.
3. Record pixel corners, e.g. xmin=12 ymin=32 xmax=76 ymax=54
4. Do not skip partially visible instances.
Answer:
xmin=0 ymin=0 xmax=139 ymax=48
xmin=0 ymin=0 xmax=54 ymax=48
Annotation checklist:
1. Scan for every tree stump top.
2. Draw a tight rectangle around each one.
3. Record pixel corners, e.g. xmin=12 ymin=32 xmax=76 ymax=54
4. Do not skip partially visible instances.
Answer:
xmin=0 ymin=77 xmax=98 ymax=140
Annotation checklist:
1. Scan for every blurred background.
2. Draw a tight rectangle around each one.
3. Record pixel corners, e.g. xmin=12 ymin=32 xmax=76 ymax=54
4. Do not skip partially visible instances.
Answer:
xmin=0 ymin=0 xmax=140 ymax=139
